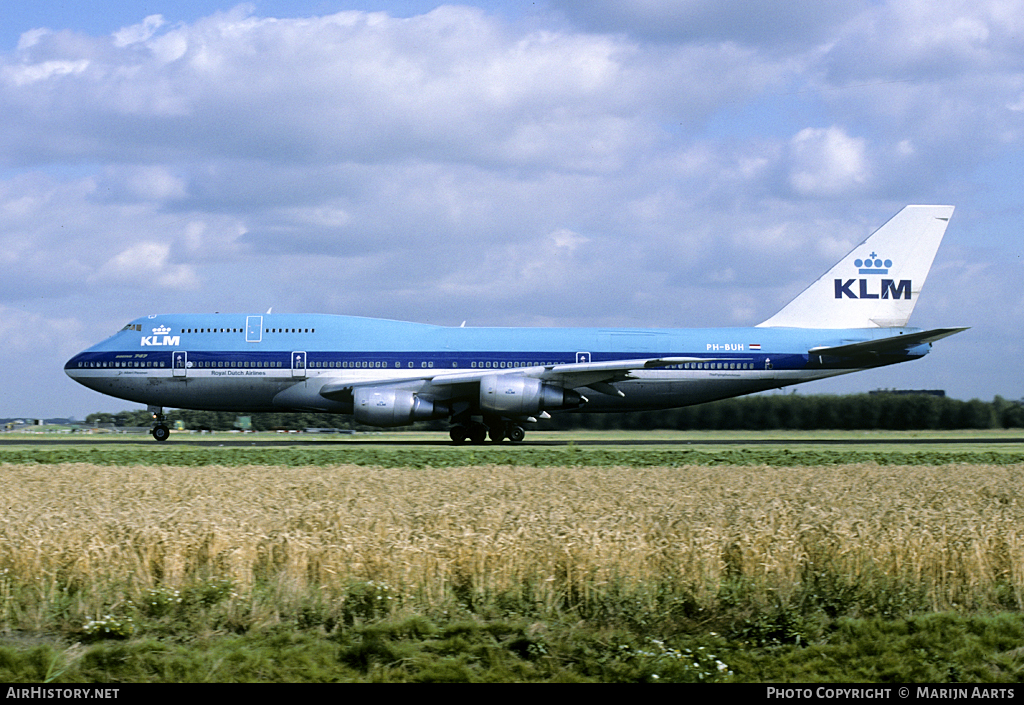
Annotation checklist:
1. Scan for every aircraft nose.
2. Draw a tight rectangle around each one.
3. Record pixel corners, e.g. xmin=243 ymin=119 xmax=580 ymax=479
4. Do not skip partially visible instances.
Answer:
xmin=65 ymin=353 xmax=88 ymax=381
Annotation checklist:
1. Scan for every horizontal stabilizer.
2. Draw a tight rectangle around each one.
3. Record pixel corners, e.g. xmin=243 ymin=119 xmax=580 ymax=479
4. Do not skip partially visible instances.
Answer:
xmin=809 ymin=327 xmax=968 ymax=357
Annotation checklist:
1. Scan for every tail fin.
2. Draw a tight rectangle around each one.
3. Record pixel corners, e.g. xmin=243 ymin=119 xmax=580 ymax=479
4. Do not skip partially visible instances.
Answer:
xmin=757 ymin=205 xmax=954 ymax=329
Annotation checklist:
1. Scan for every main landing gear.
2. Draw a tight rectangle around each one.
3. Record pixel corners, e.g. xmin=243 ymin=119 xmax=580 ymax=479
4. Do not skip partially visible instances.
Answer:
xmin=449 ymin=417 xmax=527 ymax=444
xmin=149 ymin=405 xmax=170 ymax=442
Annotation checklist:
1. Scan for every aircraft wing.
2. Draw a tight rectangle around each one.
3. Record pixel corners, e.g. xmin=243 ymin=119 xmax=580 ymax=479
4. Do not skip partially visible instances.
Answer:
xmin=318 ymin=356 xmax=719 ymax=402
xmin=808 ymin=327 xmax=968 ymax=358
xmin=534 ymin=356 xmax=713 ymax=389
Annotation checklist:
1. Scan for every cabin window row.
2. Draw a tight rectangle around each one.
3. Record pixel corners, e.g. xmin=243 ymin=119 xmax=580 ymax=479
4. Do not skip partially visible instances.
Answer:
xmin=668 ymin=362 xmax=756 ymax=370
xmin=462 ymin=361 xmax=757 ymax=370
xmin=309 ymin=361 xmax=440 ymax=369
xmin=470 ymin=361 xmax=554 ymax=369
xmin=192 ymin=361 xmax=284 ymax=368
xmin=78 ymin=360 xmax=165 ymax=368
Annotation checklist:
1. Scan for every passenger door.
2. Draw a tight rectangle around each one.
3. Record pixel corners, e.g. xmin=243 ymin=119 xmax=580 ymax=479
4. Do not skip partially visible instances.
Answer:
xmin=291 ymin=351 xmax=307 ymax=379
xmin=173 ymin=351 xmax=187 ymax=378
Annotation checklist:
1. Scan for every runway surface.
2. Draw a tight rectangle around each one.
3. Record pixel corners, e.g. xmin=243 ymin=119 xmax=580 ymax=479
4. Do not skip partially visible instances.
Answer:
xmin=1 ymin=436 xmax=1022 ymax=447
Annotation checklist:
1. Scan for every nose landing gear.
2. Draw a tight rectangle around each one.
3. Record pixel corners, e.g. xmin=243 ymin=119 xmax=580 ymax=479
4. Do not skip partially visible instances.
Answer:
xmin=149 ymin=405 xmax=170 ymax=442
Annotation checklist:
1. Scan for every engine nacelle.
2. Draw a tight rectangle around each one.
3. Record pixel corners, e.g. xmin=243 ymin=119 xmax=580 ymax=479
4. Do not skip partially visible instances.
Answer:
xmin=353 ymin=388 xmax=442 ymax=427
xmin=479 ymin=374 xmax=583 ymax=416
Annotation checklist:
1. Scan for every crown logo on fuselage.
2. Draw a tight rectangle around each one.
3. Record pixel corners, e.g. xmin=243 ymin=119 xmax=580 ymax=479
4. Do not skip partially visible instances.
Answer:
xmin=142 ymin=325 xmax=179 ymax=347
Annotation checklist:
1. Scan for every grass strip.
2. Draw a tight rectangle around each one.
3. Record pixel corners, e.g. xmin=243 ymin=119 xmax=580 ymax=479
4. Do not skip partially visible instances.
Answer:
xmin=1 ymin=444 xmax=1022 ymax=467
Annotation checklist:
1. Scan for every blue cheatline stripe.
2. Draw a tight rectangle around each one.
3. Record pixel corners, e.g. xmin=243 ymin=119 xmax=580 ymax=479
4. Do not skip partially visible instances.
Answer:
xmin=67 ymin=349 xmax=794 ymax=370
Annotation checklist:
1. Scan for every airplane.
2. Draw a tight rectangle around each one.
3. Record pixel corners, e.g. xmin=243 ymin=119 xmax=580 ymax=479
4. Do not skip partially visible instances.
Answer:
xmin=66 ymin=205 xmax=966 ymax=443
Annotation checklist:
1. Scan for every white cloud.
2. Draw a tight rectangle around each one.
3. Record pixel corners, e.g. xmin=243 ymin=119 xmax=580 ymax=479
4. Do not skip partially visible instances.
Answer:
xmin=788 ymin=127 xmax=870 ymax=196
xmin=92 ymin=241 xmax=199 ymax=290
xmin=3 ymin=59 xmax=89 ymax=86
xmin=0 ymin=305 xmax=84 ymax=356
xmin=0 ymin=2 xmax=1021 ymax=415
xmin=826 ymin=0 xmax=1024 ymax=80
xmin=0 ymin=5 xmax=788 ymax=169
xmin=118 ymin=166 xmax=187 ymax=201
xmin=16 ymin=28 xmax=51 ymax=51
xmin=551 ymin=228 xmax=589 ymax=251
xmin=113 ymin=14 xmax=165 ymax=47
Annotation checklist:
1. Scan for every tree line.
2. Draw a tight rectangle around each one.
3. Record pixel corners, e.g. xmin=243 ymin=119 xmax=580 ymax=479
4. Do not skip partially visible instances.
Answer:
xmin=86 ymin=393 xmax=1023 ymax=432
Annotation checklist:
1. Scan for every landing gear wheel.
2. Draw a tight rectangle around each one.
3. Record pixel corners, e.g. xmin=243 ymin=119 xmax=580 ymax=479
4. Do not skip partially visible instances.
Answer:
xmin=507 ymin=425 xmax=526 ymax=443
xmin=450 ymin=426 xmax=469 ymax=444
xmin=152 ymin=424 xmax=170 ymax=442
xmin=489 ymin=425 xmax=506 ymax=442
xmin=468 ymin=423 xmax=488 ymax=444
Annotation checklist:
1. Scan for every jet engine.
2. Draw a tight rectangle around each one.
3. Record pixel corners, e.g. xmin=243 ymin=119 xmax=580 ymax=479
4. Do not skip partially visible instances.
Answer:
xmin=353 ymin=387 xmax=443 ymax=427
xmin=479 ymin=374 xmax=583 ymax=416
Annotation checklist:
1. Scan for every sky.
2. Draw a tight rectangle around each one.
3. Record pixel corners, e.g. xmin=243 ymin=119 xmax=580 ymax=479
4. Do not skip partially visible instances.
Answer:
xmin=2 ymin=0 xmax=1022 ymax=420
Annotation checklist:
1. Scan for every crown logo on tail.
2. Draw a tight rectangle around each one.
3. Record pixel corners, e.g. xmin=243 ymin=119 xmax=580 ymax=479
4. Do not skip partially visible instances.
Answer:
xmin=854 ymin=252 xmax=892 ymax=274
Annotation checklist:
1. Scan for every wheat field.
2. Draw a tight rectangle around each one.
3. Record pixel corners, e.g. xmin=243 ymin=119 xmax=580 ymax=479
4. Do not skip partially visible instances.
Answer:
xmin=2 ymin=462 xmax=1023 ymax=624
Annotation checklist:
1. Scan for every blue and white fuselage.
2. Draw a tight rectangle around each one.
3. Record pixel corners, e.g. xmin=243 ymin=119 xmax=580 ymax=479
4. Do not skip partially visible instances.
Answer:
xmin=65 ymin=206 xmax=966 ymax=442
xmin=65 ymin=316 xmax=938 ymax=412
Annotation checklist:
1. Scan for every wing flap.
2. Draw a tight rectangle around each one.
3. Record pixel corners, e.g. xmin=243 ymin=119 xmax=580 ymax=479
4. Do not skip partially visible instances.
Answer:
xmin=318 ymin=356 xmax=726 ymax=402
xmin=535 ymin=356 xmax=717 ymax=389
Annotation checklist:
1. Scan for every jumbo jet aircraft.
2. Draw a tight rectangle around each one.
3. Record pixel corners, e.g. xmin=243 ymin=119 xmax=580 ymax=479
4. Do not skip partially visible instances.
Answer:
xmin=67 ymin=205 xmax=965 ymax=443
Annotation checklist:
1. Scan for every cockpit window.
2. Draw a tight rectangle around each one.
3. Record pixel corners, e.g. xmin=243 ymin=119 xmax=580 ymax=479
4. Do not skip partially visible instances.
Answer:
xmin=120 ymin=324 xmax=142 ymax=332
